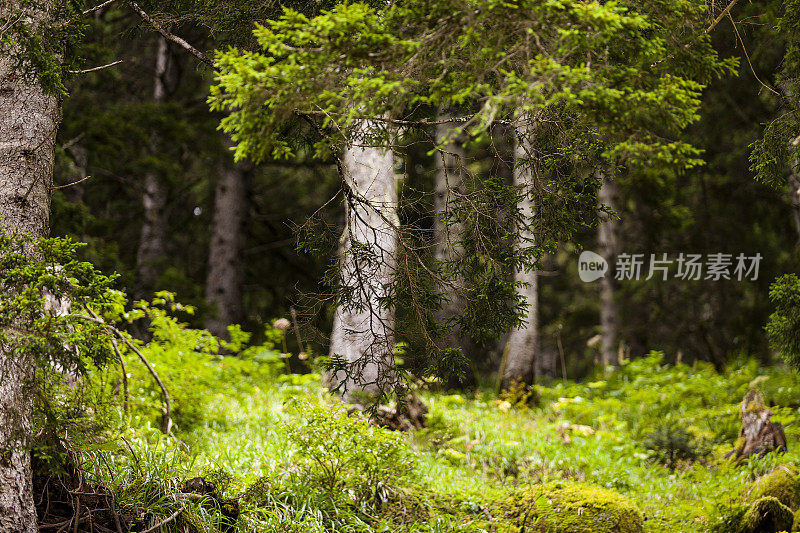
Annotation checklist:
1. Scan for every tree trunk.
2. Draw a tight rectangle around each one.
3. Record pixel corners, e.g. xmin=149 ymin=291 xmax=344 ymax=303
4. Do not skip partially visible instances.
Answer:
xmin=0 ymin=2 xmax=61 ymax=529
xmin=329 ymin=124 xmax=398 ymax=402
xmin=790 ymin=172 xmax=800 ymax=252
xmin=135 ymin=36 xmax=171 ymax=296
xmin=205 ymin=139 xmax=251 ymax=339
xmin=597 ymin=170 xmax=620 ymax=367
xmin=433 ymin=119 xmax=474 ymax=387
xmin=501 ymin=121 xmax=540 ymax=390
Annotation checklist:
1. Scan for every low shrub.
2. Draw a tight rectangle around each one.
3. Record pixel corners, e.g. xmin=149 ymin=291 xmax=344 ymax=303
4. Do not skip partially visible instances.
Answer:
xmin=643 ymin=423 xmax=711 ymax=471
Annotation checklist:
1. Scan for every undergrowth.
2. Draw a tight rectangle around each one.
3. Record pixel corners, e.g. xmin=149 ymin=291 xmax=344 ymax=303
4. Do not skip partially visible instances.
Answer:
xmin=71 ymin=349 xmax=800 ymax=532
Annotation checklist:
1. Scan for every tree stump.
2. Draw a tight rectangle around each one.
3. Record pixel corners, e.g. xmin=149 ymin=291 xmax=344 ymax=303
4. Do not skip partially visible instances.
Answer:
xmin=349 ymin=394 xmax=429 ymax=431
xmin=732 ymin=389 xmax=787 ymax=460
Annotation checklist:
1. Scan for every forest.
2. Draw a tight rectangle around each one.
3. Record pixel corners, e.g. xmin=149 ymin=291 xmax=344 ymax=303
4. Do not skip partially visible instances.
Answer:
xmin=2 ymin=0 xmax=800 ymax=531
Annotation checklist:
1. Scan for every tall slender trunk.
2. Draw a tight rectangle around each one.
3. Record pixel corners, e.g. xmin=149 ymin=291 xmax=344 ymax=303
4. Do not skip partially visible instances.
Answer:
xmin=329 ymin=124 xmax=398 ymax=402
xmin=433 ymin=119 xmax=473 ymax=386
xmin=135 ymin=36 xmax=171 ymax=296
xmin=598 ymin=170 xmax=620 ymax=367
xmin=501 ymin=120 xmax=539 ymax=390
xmin=781 ymin=83 xmax=800 ymax=253
xmin=205 ymin=141 xmax=251 ymax=339
xmin=0 ymin=2 xmax=60 ymax=529
xmin=433 ymin=120 xmax=465 ymax=292
xmin=790 ymin=172 xmax=800 ymax=251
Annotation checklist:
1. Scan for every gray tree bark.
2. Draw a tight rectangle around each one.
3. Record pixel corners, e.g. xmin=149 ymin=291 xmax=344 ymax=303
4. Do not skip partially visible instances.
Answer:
xmin=433 ymin=121 xmax=465 ymax=290
xmin=790 ymin=172 xmax=800 ymax=251
xmin=597 ymin=170 xmax=620 ymax=367
xmin=0 ymin=2 xmax=61 ymax=530
xmin=329 ymin=124 xmax=398 ymax=402
xmin=135 ymin=36 xmax=171 ymax=295
xmin=205 ymin=141 xmax=251 ymax=339
xmin=433 ymin=119 xmax=475 ymax=386
xmin=501 ymin=121 xmax=540 ymax=390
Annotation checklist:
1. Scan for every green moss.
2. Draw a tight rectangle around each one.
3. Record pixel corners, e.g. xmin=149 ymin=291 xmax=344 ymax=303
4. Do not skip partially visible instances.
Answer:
xmin=746 ymin=467 xmax=800 ymax=511
xmin=738 ymin=497 xmax=793 ymax=533
xmin=503 ymin=482 xmax=643 ymax=533
xmin=242 ymin=476 xmax=272 ymax=506
xmin=793 ymin=507 xmax=800 ymax=532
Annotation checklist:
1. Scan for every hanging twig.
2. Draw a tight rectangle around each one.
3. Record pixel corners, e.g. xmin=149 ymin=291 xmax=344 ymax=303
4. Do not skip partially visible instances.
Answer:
xmin=120 ymin=436 xmax=142 ymax=475
xmin=556 ymin=324 xmax=567 ymax=386
xmin=728 ymin=14 xmax=779 ymax=95
xmin=80 ymin=308 xmax=172 ymax=434
xmin=290 ymin=307 xmax=305 ymax=352
xmin=18 ymin=123 xmax=59 ymax=204
xmin=110 ymin=339 xmax=129 ymax=415
xmin=128 ymin=1 xmax=214 ymax=67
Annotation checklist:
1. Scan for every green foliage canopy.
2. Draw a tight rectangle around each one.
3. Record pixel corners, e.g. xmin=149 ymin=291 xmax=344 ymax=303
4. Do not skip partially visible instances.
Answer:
xmin=210 ymin=0 xmax=736 ymax=164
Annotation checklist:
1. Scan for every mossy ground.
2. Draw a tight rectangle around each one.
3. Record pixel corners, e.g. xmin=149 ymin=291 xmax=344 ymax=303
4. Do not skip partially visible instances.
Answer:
xmin=745 ymin=466 xmax=800 ymax=510
xmin=739 ymin=497 xmax=794 ymax=533
xmin=503 ymin=482 xmax=643 ymax=532
xmin=82 ymin=354 xmax=800 ymax=532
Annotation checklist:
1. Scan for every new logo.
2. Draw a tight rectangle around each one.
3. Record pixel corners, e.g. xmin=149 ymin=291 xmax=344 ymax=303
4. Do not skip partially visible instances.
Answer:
xmin=578 ymin=251 xmax=608 ymax=282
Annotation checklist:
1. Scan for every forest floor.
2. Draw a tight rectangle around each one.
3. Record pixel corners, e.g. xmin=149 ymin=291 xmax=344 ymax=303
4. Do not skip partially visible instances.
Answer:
xmin=80 ymin=353 xmax=800 ymax=532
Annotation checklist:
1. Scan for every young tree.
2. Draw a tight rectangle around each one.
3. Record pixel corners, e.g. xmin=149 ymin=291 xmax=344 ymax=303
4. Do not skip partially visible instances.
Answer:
xmin=597 ymin=170 xmax=620 ymax=367
xmin=205 ymin=137 xmax=252 ymax=339
xmin=135 ymin=36 xmax=173 ymax=296
xmin=791 ymin=173 xmax=800 ymax=248
xmin=328 ymin=123 xmax=399 ymax=401
xmin=501 ymin=120 xmax=541 ymax=389
xmin=433 ymin=117 xmax=476 ymax=386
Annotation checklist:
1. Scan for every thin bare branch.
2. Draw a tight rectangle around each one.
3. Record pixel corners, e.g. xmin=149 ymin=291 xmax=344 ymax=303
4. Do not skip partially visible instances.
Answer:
xmin=68 ymin=60 xmax=123 ymax=74
xmin=80 ymin=309 xmax=172 ymax=434
xmin=83 ymin=0 xmax=117 ymax=15
xmin=728 ymin=14 xmax=779 ymax=95
xmin=110 ymin=339 xmax=129 ymax=415
xmin=53 ymin=175 xmax=92 ymax=190
xmin=128 ymin=1 xmax=214 ymax=67
xmin=139 ymin=507 xmax=184 ymax=533
xmin=706 ymin=0 xmax=740 ymax=33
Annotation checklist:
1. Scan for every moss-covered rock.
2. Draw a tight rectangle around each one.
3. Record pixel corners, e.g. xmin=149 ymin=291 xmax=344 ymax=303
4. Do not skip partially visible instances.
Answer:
xmin=745 ymin=467 xmax=800 ymax=511
xmin=793 ymin=507 xmax=800 ymax=532
xmin=503 ymin=482 xmax=643 ymax=533
xmin=739 ymin=497 xmax=793 ymax=533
